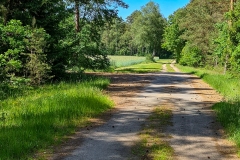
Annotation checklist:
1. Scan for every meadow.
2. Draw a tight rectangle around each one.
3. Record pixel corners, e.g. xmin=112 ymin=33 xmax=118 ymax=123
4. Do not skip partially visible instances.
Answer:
xmin=0 ymin=74 xmax=113 ymax=159
xmin=177 ymin=64 xmax=240 ymax=153
xmin=114 ymin=59 xmax=172 ymax=73
xmin=108 ymin=55 xmax=146 ymax=68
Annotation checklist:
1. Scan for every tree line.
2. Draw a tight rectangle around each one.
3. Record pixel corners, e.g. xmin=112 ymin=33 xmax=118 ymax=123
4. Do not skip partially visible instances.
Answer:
xmin=162 ymin=0 xmax=240 ymax=75
xmin=100 ymin=1 xmax=168 ymax=58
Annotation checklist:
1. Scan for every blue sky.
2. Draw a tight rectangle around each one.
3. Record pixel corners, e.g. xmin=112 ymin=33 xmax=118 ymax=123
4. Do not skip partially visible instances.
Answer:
xmin=117 ymin=0 xmax=190 ymax=20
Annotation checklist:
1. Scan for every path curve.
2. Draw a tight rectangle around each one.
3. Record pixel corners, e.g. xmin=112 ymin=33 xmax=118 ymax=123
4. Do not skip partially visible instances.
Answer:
xmin=55 ymin=64 xmax=237 ymax=160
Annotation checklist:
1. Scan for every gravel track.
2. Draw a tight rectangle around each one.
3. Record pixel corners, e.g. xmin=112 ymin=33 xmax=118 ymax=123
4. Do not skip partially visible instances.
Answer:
xmin=53 ymin=64 xmax=237 ymax=160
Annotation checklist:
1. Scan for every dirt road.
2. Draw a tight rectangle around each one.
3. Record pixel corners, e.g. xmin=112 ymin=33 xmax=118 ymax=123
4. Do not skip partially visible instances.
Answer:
xmin=53 ymin=64 xmax=237 ymax=160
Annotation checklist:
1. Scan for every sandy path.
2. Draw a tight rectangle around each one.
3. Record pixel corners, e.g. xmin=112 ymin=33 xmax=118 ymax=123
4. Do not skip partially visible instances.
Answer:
xmin=53 ymin=64 xmax=237 ymax=160
xmin=163 ymin=63 xmax=237 ymax=159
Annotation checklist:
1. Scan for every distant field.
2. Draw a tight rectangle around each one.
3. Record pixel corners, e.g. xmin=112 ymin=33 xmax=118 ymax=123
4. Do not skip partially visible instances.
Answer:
xmin=108 ymin=56 xmax=146 ymax=68
xmin=114 ymin=59 xmax=173 ymax=73
xmin=108 ymin=55 xmax=159 ymax=68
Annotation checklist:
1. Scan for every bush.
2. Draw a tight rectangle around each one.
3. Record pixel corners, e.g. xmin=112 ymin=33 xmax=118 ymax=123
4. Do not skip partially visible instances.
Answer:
xmin=179 ymin=44 xmax=202 ymax=67
xmin=145 ymin=54 xmax=155 ymax=62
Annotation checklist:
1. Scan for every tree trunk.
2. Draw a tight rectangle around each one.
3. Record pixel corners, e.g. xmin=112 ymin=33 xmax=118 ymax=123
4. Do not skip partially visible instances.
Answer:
xmin=231 ymin=0 xmax=234 ymax=10
xmin=152 ymin=49 xmax=156 ymax=57
xmin=75 ymin=0 xmax=80 ymax=33
xmin=3 ymin=0 xmax=11 ymax=26
xmin=215 ymin=56 xmax=218 ymax=67
xmin=230 ymin=0 xmax=237 ymax=11
xmin=224 ymin=54 xmax=229 ymax=74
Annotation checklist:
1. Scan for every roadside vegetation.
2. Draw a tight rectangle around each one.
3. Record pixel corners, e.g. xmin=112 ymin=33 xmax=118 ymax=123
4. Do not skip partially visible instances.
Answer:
xmin=177 ymin=64 xmax=240 ymax=154
xmin=0 ymin=74 xmax=113 ymax=159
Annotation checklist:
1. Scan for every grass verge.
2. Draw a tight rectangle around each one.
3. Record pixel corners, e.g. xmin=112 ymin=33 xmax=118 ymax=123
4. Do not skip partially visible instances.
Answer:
xmin=176 ymin=64 xmax=240 ymax=154
xmin=131 ymin=106 xmax=174 ymax=160
xmin=0 ymin=74 xmax=113 ymax=160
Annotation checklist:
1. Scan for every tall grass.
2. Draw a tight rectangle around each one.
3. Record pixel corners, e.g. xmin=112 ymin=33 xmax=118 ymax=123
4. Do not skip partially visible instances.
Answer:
xmin=0 ymin=76 xmax=113 ymax=159
xmin=177 ymin=64 xmax=240 ymax=153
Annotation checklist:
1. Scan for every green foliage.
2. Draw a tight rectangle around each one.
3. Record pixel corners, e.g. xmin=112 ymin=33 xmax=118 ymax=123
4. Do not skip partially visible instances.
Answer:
xmin=145 ymin=54 xmax=156 ymax=63
xmin=24 ymin=27 xmax=51 ymax=85
xmin=162 ymin=9 xmax=186 ymax=62
xmin=163 ymin=0 xmax=230 ymax=68
xmin=228 ymin=2 xmax=240 ymax=73
xmin=0 ymin=0 xmax=128 ymax=82
xmin=58 ymin=17 xmax=110 ymax=72
xmin=0 ymin=20 xmax=25 ymax=81
xmin=0 ymin=20 xmax=51 ymax=85
xmin=101 ymin=2 xmax=167 ymax=57
xmin=179 ymin=44 xmax=202 ymax=67
xmin=131 ymin=1 xmax=167 ymax=57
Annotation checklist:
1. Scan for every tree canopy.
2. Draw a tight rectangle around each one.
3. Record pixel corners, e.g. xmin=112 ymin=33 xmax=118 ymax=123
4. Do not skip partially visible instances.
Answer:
xmin=0 ymin=0 xmax=127 ymax=85
xmin=162 ymin=0 xmax=240 ymax=75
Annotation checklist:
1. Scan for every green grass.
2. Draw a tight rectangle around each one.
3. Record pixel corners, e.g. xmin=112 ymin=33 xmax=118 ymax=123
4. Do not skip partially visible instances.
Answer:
xmin=114 ymin=59 xmax=175 ymax=73
xmin=131 ymin=106 xmax=174 ymax=160
xmin=0 ymin=75 xmax=113 ymax=160
xmin=108 ymin=55 xmax=160 ymax=68
xmin=115 ymin=61 xmax=162 ymax=73
xmin=166 ymin=64 xmax=175 ymax=72
xmin=108 ymin=55 xmax=146 ymax=68
xmin=176 ymin=64 xmax=240 ymax=154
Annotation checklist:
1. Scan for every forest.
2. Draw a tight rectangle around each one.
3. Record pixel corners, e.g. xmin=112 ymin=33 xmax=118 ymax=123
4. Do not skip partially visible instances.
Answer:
xmin=0 ymin=0 xmax=239 ymax=88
